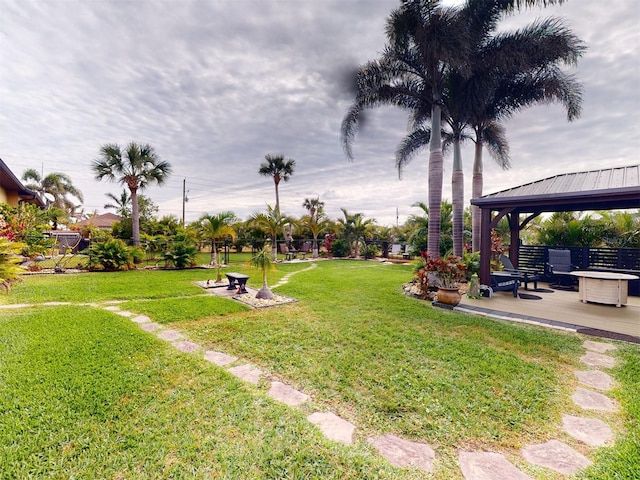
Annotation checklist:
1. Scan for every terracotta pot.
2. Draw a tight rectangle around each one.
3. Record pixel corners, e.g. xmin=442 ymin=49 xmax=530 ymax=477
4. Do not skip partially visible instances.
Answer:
xmin=437 ymin=286 xmax=462 ymax=306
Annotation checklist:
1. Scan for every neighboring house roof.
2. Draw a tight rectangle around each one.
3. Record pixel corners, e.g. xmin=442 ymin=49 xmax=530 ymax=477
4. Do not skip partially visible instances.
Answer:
xmin=472 ymin=164 xmax=640 ymax=212
xmin=0 ymin=157 xmax=45 ymax=208
xmin=76 ymin=212 xmax=121 ymax=229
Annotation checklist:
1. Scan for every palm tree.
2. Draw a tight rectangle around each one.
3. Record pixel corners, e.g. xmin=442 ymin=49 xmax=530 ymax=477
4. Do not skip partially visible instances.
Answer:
xmin=338 ymin=208 xmax=374 ymax=257
xmin=104 ymin=190 xmax=131 ymax=217
xmin=302 ymin=197 xmax=327 ymax=258
xmin=21 ymin=169 xmax=84 ymax=214
xmin=249 ymin=205 xmax=294 ymax=261
xmin=199 ymin=211 xmax=237 ymax=267
xmin=342 ymin=0 xmax=468 ymax=258
xmin=258 ymin=154 xmax=295 ymax=211
xmin=249 ymin=246 xmax=275 ymax=299
xmin=92 ymin=142 xmax=171 ymax=246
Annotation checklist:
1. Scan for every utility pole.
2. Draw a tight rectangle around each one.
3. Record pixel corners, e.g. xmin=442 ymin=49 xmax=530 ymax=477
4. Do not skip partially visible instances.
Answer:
xmin=182 ymin=178 xmax=187 ymax=227
xmin=396 ymin=207 xmax=399 ymax=227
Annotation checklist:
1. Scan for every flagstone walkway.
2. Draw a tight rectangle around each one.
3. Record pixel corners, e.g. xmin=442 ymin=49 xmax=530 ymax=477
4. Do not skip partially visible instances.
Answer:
xmin=0 ymin=288 xmax=622 ymax=477
xmin=96 ymin=301 xmax=619 ymax=478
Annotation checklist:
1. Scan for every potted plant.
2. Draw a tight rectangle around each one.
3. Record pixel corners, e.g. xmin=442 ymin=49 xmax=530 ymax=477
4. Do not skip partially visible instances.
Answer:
xmin=416 ymin=251 xmax=467 ymax=306
xmin=249 ymin=246 xmax=275 ymax=299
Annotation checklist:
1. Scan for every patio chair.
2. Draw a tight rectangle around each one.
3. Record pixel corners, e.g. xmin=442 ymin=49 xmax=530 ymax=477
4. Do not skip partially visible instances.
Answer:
xmin=299 ymin=242 xmax=311 ymax=259
xmin=278 ymin=243 xmax=295 ymax=261
xmin=545 ymin=249 xmax=577 ymax=290
xmin=499 ymin=254 xmax=540 ymax=290
xmin=489 ymin=273 xmax=519 ymax=298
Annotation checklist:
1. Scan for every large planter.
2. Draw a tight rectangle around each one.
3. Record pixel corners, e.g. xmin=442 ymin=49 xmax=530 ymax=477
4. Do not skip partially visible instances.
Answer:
xmin=436 ymin=287 xmax=462 ymax=306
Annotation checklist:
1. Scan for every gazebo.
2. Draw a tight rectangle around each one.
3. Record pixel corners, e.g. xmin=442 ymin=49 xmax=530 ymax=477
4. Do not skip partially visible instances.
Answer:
xmin=470 ymin=165 xmax=640 ymax=285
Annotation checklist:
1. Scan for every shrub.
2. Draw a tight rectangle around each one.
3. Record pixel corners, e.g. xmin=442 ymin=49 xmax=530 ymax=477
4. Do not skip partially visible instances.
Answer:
xmin=0 ymin=238 xmax=25 ymax=292
xmin=330 ymin=238 xmax=349 ymax=257
xmin=164 ymin=241 xmax=197 ymax=269
xmin=88 ymin=239 xmax=134 ymax=271
xmin=362 ymin=244 xmax=379 ymax=259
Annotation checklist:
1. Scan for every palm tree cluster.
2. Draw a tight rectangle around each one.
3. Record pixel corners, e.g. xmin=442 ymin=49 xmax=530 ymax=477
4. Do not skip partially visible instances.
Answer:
xmin=341 ymin=0 xmax=585 ymax=258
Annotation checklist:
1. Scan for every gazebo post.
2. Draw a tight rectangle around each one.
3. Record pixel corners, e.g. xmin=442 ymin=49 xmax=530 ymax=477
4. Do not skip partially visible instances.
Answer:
xmin=479 ymin=207 xmax=492 ymax=285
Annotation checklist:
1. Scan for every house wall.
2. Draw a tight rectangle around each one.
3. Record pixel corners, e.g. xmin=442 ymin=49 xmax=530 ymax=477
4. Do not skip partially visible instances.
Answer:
xmin=0 ymin=187 xmax=20 ymax=206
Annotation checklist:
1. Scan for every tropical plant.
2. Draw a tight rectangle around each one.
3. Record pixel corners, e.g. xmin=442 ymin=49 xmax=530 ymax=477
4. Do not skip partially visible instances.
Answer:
xmin=249 ymin=246 xmax=275 ymax=299
xmin=104 ymin=190 xmax=131 ymax=217
xmin=301 ymin=197 xmax=329 ymax=258
xmin=338 ymin=208 xmax=374 ymax=257
xmin=21 ymin=169 xmax=84 ymax=214
xmin=249 ymin=205 xmax=294 ymax=261
xmin=92 ymin=142 xmax=171 ymax=246
xmin=199 ymin=211 xmax=237 ymax=267
xmin=0 ymin=203 xmax=52 ymax=256
xmin=329 ymin=238 xmax=349 ymax=258
xmin=406 ymin=200 xmax=453 ymax=258
xmin=88 ymin=239 xmax=135 ymax=271
xmin=417 ymin=251 xmax=467 ymax=289
xmin=362 ymin=244 xmax=379 ymax=260
xmin=258 ymin=154 xmax=295 ymax=211
xmin=164 ymin=240 xmax=198 ymax=269
xmin=0 ymin=238 xmax=25 ymax=292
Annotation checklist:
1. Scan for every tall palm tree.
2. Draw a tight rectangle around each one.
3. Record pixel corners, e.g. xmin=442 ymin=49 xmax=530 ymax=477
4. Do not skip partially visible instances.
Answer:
xmin=393 ymin=1 xmax=584 ymax=254
xmin=104 ymin=190 xmax=131 ymax=217
xmin=21 ymin=169 xmax=84 ymax=214
xmin=249 ymin=205 xmax=294 ymax=261
xmin=199 ymin=211 xmax=237 ymax=267
xmin=92 ymin=142 xmax=171 ymax=246
xmin=258 ymin=154 xmax=295 ymax=211
xmin=302 ymin=197 xmax=324 ymax=220
xmin=302 ymin=197 xmax=327 ymax=258
xmin=342 ymin=0 xmax=468 ymax=258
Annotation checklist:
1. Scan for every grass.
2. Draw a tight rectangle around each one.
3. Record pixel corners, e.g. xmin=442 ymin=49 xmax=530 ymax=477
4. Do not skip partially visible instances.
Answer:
xmin=1 ymin=259 xmax=637 ymax=479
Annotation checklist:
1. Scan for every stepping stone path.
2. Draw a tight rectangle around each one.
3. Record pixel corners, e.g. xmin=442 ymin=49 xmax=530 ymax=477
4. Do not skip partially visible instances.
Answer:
xmin=369 ymin=434 xmax=435 ymax=472
xmin=521 ymin=440 xmax=592 ymax=475
xmin=307 ymin=412 xmax=356 ymax=445
xmin=458 ymin=451 xmax=532 ymax=480
xmin=97 ymin=303 xmax=622 ymax=477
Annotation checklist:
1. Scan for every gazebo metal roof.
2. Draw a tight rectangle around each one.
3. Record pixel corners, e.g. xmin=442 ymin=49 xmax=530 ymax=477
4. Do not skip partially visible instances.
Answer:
xmin=470 ymin=164 xmax=640 ymax=284
xmin=472 ymin=164 xmax=640 ymax=213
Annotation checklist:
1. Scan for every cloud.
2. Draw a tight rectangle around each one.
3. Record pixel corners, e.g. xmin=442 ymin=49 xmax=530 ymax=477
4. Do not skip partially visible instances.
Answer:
xmin=1 ymin=0 xmax=638 ymax=227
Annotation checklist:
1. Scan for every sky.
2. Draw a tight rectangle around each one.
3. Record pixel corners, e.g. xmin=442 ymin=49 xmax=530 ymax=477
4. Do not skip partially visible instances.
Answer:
xmin=1 ymin=0 xmax=639 ymax=227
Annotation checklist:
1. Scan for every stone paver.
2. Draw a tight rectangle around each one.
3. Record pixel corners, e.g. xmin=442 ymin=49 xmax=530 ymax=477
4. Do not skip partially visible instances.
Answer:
xmin=227 ymin=364 xmax=263 ymax=384
xmin=575 ymin=370 xmax=613 ymax=391
xmin=307 ymin=412 xmax=355 ymax=445
xmin=115 ymin=310 xmax=133 ymax=317
xmin=580 ymin=351 xmax=616 ymax=369
xmin=139 ymin=322 xmax=162 ymax=332
xmin=204 ymin=350 xmax=238 ymax=366
xmin=172 ymin=341 xmax=200 ymax=353
xmin=131 ymin=315 xmax=152 ymax=324
xmin=268 ymin=382 xmax=309 ymax=406
xmin=583 ymin=340 xmax=617 ymax=354
xmin=369 ymin=434 xmax=434 ymax=472
xmin=103 ymin=306 xmax=121 ymax=311
xmin=562 ymin=414 xmax=613 ymax=446
xmin=458 ymin=451 xmax=532 ymax=480
xmin=521 ymin=440 xmax=591 ymax=475
xmin=572 ymin=387 xmax=618 ymax=412
xmin=156 ymin=329 xmax=184 ymax=342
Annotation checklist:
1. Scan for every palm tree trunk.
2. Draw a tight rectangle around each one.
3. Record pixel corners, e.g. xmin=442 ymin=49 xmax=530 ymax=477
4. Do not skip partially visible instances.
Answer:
xmin=452 ymin=139 xmax=464 ymax=257
xmin=274 ymin=179 xmax=280 ymax=212
xmin=312 ymin=235 xmax=318 ymax=259
xmin=271 ymin=235 xmax=277 ymax=261
xmin=472 ymin=140 xmax=483 ymax=253
xmin=130 ymin=186 xmax=140 ymax=247
xmin=428 ymin=103 xmax=444 ymax=258
xmin=210 ymin=239 xmax=217 ymax=266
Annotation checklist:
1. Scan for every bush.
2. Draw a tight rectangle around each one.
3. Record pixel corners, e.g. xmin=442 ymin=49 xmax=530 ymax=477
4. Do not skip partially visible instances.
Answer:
xmin=164 ymin=241 xmax=197 ymax=269
xmin=362 ymin=244 xmax=379 ymax=259
xmin=330 ymin=238 xmax=349 ymax=258
xmin=0 ymin=238 xmax=25 ymax=292
xmin=88 ymin=239 xmax=134 ymax=271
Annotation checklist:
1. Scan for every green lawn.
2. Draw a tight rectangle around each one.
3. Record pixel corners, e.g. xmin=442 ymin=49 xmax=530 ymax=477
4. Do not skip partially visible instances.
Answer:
xmin=1 ymin=260 xmax=638 ymax=479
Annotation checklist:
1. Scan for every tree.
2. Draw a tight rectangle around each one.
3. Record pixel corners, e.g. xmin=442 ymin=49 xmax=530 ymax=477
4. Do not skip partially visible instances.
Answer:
xmin=258 ymin=154 xmax=295 ymax=211
xmin=92 ymin=142 xmax=171 ymax=246
xmin=342 ymin=0 xmax=468 ymax=258
xmin=249 ymin=205 xmax=294 ymax=261
xmin=104 ymin=190 xmax=131 ymax=217
xmin=338 ymin=208 xmax=374 ymax=257
xmin=22 ymin=169 xmax=84 ymax=214
xmin=249 ymin=246 xmax=275 ymax=299
xmin=199 ymin=211 xmax=237 ymax=267
xmin=301 ymin=197 xmax=328 ymax=258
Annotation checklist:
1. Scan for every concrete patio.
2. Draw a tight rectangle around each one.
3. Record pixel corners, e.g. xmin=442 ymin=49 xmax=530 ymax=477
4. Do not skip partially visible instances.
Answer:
xmin=457 ymin=283 xmax=640 ymax=343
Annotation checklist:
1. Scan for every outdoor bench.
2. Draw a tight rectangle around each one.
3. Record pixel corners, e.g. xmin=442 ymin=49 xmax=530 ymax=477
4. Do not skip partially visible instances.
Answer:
xmin=225 ymin=272 xmax=249 ymax=293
